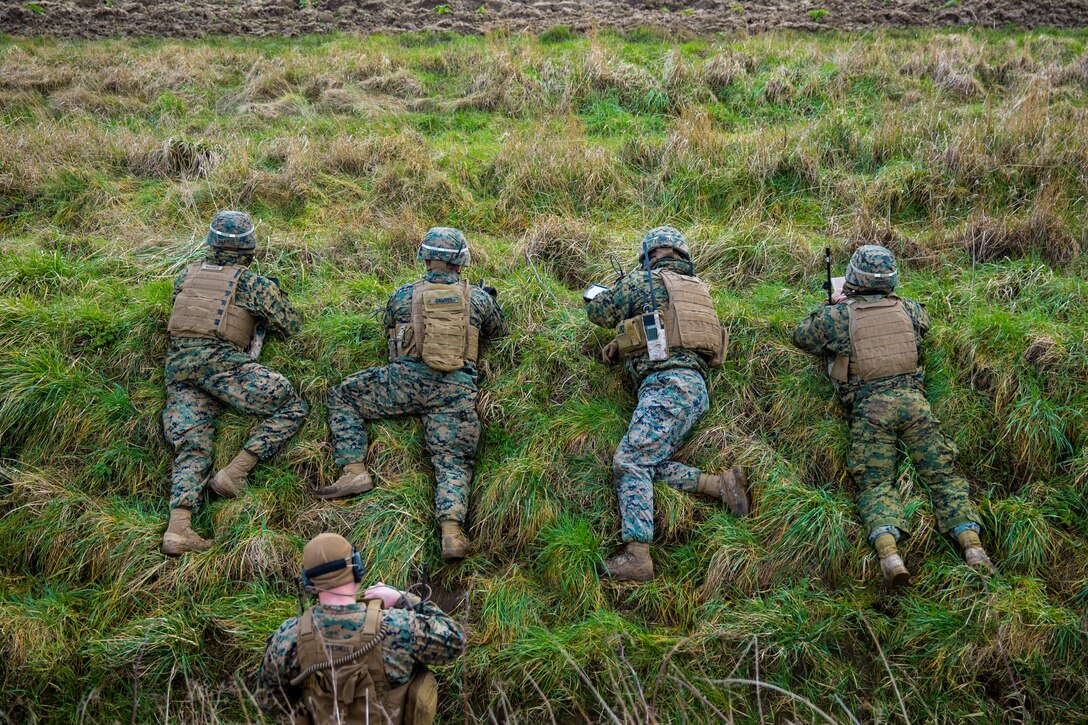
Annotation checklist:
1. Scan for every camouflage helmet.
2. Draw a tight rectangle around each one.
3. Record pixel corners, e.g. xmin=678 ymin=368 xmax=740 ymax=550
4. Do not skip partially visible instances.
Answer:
xmin=846 ymin=245 xmax=899 ymax=291
xmin=418 ymin=227 xmax=471 ymax=267
xmin=206 ymin=210 xmax=257 ymax=250
xmin=641 ymin=226 xmax=690 ymax=260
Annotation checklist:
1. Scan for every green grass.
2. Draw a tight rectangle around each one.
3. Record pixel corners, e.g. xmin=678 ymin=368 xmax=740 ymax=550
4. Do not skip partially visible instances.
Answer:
xmin=1 ymin=27 xmax=1088 ymax=723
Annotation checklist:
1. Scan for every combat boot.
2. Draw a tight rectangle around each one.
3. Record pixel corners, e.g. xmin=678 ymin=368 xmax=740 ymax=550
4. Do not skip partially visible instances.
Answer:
xmin=209 ymin=450 xmax=258 ymax=498
xmin=874 ymin=533 xmax=911 ymax=588
xmin=161 ymin=508 xmax=213 ymax=556
xmin=598 ymin=542 xmax=653 ymax=582
xmin=957 ymin=529 xmax=996 ymax=574
xmin=697 ymin=468 xmax=750 ymax=517
xmin=441 ymin=521 xmax=470 ymax=560
xmin=314 ymin=463 xmax=374 ymax=500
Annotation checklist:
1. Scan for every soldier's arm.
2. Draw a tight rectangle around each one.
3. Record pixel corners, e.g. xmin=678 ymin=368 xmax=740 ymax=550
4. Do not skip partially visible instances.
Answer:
xmin=255 ymin=620 xmax=304 ymax=717
xmin=908 ymin=299 xmax=930 ymax=340
xmin=476 ymin=289 xmax=509 ymax=340
xmin=393 ymin=596 xmax=467 ymax=667
xmin=382 ymin=296 xmax=395 ymax=330
xmin=384 ymin=284 xmax=415 ymax=330
xmin=171 ymin=268 xmax=188 ymax=304
xmin=585 ymin=278 xmax=631 ymax=329
xmin=790 ymin=306 xmax=834 ymax=356
xmin=249 ymin=276 xmax=303 ymax=338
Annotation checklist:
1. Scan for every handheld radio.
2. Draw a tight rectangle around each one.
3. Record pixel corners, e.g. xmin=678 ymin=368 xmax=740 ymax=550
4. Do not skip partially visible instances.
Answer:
xmin=641 ymin=242 xmax=668 ymax=362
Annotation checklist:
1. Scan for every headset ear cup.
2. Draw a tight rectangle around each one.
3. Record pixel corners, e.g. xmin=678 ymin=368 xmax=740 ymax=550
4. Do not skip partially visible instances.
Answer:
xmin=351 ymin=550 xmax=364 ymax=583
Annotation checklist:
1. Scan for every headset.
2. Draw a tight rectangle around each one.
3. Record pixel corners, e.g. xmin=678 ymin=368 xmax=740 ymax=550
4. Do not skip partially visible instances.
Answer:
xmin=300 ymin=547 xmax=365 ymax=589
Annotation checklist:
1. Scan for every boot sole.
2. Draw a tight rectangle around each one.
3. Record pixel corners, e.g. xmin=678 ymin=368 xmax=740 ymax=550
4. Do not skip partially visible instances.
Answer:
xmin=966 ymin=549 xmax=996 ymax=574
xmin=731 ymin=465 xmax=748 ymax=515
xmin=162 ymin=534 xmax=212 ymax=556
xmin=208 ymin=474 xmax=242 ymax=499
xmin=313 ymin=479 xmax=374 ymax=499
xmin=888 ymin=571 xmax=912 ymax=588
xmin=595 ymin=562 xmax=654 ymax=582
xmin=441 ymin=540 xmax=471 ymax=560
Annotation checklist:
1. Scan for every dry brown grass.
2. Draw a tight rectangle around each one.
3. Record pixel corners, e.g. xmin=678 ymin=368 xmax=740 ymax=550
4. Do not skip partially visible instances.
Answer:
xmin=518 ymin=215 xmax=605 ymax=288
xmin=701 ymin=51 xmax=747 ymax=95
xmin=360 ymin=68 xmax=424 ymax=98
xmin=965 ymin=198 xmax=1080 ymax=265
xmin=489 ymin=123 xmax=632 ymax=222
xmin=579 ymin=43 xmax=660 ymax=108
xmin=904 ymin=36 xmax=985 ymax=98
xmin=126 ymin=137 xmax=222 ymax=180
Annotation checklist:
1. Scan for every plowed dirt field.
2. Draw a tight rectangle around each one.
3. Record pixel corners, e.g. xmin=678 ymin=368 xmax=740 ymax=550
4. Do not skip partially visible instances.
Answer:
xmin=3 ymin=0 xmax=1086 ymax=39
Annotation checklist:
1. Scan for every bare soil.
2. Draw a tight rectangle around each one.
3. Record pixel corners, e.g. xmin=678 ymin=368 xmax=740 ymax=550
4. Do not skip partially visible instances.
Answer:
xmin=2 ymin=0 xmax=1085 ymax=40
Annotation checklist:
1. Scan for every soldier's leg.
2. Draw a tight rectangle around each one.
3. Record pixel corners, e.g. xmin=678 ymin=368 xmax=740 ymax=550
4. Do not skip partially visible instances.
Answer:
xmin=613 ymin=371 xmax=706 ymax=543
xmin=164 ymin=382 xmax=220 ymax=511
xmin=198 ymin=362 xmax=309 ymax=497
xmin=648 ymin=370 xmax=710 ymax=493
xmin=898 ymin=390 xmax=980 ymax=534
xmin=162 ymin=382 xmax=218 ymax=554
xmin=848 ymin=391 xmax=910 ymax=540
xmin=203 ymin=362 xmax=309 ymax=461
xmin=849 ymin=391 xmax=912 ymax=585
xmin=327 ymin=364 xmax=421 ymax=468
xmin=421 ymin=375 xmax=479 ymax=560
xmin=899 ymin=390 xmax=992 ymax=572
xmin=422 ymin=395 xmax=480 ymax=526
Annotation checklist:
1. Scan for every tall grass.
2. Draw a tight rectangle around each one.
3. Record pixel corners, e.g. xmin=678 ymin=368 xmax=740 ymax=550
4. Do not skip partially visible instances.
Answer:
xmin=1 ymin=27 xmax=1088 ymax=723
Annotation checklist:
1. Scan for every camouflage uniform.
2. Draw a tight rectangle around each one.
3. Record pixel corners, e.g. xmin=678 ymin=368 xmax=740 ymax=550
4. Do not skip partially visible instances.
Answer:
xmin=256 ymin=594 xmax=466 ymax=719
xmin=586 ymin=231 xmax=714 ymax=544
xmin=326 ymin=235 xmax=507 ymax=525
xmin=164 ymin=246 xmax=307 ymax=512
xmin=791 ymin=282 xmax=981 ymax=544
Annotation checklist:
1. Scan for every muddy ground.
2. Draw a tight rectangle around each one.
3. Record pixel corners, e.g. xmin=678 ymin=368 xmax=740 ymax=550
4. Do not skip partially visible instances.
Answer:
xmin=1 ymin=0 xmax=1085 ymax=40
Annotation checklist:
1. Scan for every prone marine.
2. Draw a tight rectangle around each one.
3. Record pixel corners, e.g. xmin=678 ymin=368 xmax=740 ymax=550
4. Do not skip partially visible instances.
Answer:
xmin=791 ymin=244 xmax=995 ymax=586
xmin=161 ymin=210 xmax=308 ymax=555
xmin=585 ymin=226 xmax=750 ymax=581
xmin=323 ymin=227 xmax=508 ymax=559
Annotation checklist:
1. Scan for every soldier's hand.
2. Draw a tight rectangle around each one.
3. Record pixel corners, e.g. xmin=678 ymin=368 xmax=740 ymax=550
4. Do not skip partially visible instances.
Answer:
xmin=600 ymin=340 xmax=621 ymax=366
xmin=363 ymin=583 xmax=404 ymax=609
xmin=482 ymin=286 xmax=498 ymax=298
xmin=829 ymin=276 xmax=846 ymax=304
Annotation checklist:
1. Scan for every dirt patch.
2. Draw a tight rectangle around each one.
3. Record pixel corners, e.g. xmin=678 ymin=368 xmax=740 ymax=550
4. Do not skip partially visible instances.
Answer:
xmin=1 ymin=1 xmax=1085 ymax=40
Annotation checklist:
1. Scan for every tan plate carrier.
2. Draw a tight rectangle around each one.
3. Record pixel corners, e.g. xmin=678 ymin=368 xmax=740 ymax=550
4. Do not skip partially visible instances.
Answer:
xmin=614 ymin=270 xmax=727 ymax=367
xmin=830 ymin=295 xmax=919 ymax=383
xmin=297 ymin=599 xmax=438 ymax=725
xmin=390 ymin=280 xmax=480 ymax=372
xmin=167 ymin=262 xmax=255 ymax=349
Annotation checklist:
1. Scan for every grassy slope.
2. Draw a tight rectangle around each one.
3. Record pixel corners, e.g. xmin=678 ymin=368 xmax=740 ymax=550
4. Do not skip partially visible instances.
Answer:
xmin=1 ymin=26 xmax=1087 ymax=723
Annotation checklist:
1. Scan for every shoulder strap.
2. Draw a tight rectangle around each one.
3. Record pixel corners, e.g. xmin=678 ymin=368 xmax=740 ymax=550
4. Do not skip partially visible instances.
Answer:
xmin=296 ymin=608 xmax=321 ymax=670
xmin=300 ymin=609 xmax=314 ymax=638
xmin=408 ymin=280 xmax=425 ymax=353
xmin=363 ymin=599 xmax=383 ymax=637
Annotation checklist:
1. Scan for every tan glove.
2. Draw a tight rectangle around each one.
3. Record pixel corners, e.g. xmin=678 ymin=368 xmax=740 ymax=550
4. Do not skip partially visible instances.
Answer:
xmin=601 ymin=340 xmax=621 ymax=366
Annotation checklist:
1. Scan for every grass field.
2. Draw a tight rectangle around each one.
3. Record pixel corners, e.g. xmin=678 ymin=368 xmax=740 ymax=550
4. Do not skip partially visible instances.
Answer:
xmin=1 ymin=25 xmax=1088 ymax=723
